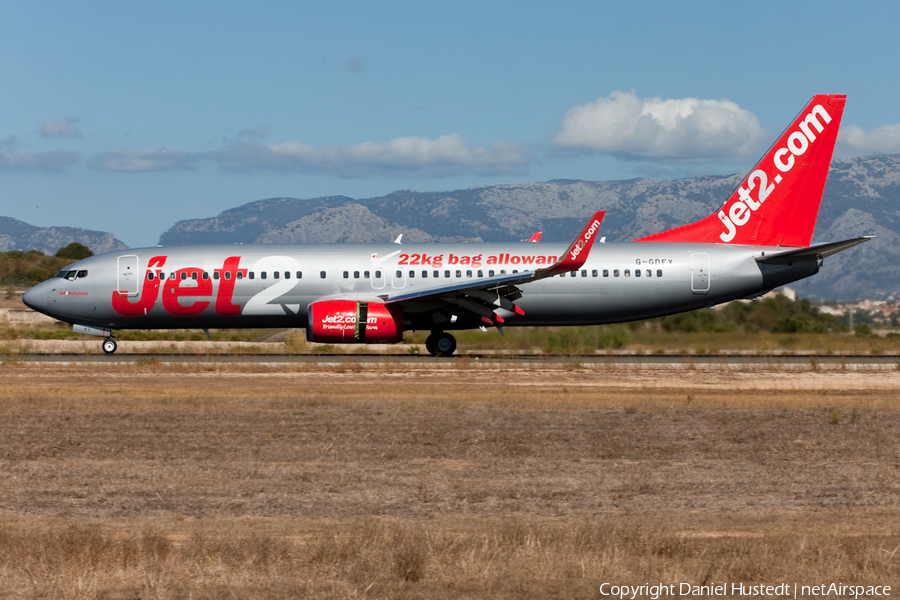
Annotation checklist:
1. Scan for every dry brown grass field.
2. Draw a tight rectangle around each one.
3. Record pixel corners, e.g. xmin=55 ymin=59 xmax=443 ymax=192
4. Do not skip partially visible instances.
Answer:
xmin=0 ymin=359 xmax=899 ymax=599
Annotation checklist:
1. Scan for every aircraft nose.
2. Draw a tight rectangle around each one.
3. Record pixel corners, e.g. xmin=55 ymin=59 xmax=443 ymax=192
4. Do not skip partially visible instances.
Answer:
xmin=22 ymin=284 xmax=48 ymax=312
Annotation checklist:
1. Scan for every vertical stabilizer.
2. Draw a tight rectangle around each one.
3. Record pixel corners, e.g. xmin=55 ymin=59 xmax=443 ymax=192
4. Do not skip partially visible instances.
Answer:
xmin=635 ymin=94 xmax=846 ymax=247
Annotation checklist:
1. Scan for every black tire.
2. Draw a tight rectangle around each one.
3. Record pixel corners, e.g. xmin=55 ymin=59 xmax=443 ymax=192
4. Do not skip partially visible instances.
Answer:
xmin=102 ymin=338 xmax=117 ymax=354
xmin=434 ymin=332 xmax=456 ymax=357
xmin=425 ymin=333 xmax=438 ymax=356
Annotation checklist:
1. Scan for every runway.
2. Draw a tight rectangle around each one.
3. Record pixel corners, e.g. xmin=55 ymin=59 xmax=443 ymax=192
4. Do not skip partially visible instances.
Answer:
xmin=8 ymin=352 xmax=900 ymax=367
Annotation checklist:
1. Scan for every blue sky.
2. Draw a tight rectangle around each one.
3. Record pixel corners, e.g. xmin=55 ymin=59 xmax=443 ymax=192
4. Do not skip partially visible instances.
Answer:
xmin=2 ymin=0 xmax=899 ymax=247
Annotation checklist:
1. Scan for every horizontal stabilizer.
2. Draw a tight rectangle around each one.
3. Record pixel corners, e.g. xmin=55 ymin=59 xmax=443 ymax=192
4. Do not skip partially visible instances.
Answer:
xmin=755 ymin=237 xmax=874 ymax=265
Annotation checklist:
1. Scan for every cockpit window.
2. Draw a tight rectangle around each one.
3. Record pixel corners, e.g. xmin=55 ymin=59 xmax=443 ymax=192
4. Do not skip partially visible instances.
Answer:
xmin=59 ymin=269 xmax=88 ymax=281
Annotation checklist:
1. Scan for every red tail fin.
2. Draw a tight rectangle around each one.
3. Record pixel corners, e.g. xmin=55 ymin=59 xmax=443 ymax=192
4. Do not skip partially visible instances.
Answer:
xmin=635 ymin=94 xmax=846 ymax=247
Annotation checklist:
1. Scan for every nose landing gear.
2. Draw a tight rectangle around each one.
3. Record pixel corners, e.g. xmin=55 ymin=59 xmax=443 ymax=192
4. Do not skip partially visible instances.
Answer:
xmin=102 ymin=337 xmax=118 ymax=354
xmin=425 ymin=332 xmax=457 ymax=357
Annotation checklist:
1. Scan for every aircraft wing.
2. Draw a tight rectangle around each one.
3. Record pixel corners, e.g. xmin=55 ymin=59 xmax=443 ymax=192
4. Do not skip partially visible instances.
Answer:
xmin=756 ymin=237 xmax=874 ymax=265
xmin=375 ymin=212 xmax=605 ymax=324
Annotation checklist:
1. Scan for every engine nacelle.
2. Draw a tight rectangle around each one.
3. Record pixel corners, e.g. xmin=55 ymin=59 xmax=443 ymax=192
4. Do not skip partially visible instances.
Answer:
xmin=307 ymin=300 xmax=404 ymax=344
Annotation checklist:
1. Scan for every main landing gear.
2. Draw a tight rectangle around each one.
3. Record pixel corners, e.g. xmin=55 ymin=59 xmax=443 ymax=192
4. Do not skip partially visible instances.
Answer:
xmin=102 ymin=337 xmax=118 ymax=354
xmin=425 ymin=332 xmax=457 ymax=357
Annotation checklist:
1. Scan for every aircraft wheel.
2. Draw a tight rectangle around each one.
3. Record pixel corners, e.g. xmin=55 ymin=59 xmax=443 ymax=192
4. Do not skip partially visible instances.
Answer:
xmin=434 ymin=332 xmax=456 ymax=357
xmin=425 ymin=333 xmax=438 ymax=356
xmin=102 ymin=338 xmax=117 ymax=354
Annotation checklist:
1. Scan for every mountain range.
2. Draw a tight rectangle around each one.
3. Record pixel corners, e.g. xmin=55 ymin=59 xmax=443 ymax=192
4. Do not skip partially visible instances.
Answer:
xmin=0 ymin=216 xmax=127 ymax=256
xmin=4 ymin=154 xmax=899 ymax=300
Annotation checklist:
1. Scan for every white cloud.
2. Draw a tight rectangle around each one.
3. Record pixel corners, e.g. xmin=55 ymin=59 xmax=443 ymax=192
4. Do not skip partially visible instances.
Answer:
xmin=0 ymin=149 xmax=79 ymax=170
xmin=838 ymin=124 xmax=900 ymax=157
xmin=552 ymin=91 xmax=766 ymax=161
xmin=88 ymin=149 xmax=197 ymax=172
xmin=40 ymin=117 xmax=82 ymax=138
xmin=207 ymin=134 xmax=531 ymax=177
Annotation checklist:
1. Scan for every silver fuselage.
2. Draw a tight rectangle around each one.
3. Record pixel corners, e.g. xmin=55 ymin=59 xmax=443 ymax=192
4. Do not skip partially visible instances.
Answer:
xmin=23 ymin=241 xmax=817 ymax=332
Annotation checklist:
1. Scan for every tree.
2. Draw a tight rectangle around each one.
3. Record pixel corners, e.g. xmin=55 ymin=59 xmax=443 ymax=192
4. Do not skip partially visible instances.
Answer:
xmin=54 ymin=243 xmax=94 ymax=260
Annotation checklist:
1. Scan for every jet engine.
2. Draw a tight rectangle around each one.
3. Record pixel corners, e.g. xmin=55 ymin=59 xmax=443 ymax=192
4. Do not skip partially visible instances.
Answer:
xmin=307 ymin=300 xmax=403 ymax=344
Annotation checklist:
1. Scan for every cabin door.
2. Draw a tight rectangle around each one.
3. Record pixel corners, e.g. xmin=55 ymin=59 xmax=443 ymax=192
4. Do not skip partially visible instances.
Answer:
xmin=691 ymin=253 xmax=710 ymax=294
xmin=117 ymin=255 xmax=140 ymax=297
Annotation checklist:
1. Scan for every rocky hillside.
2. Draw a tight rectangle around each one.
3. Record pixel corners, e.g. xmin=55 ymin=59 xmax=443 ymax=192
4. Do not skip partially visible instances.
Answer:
xmin=152 ymin=154 xmax=899 ymax=300
xmin=0 ymin=217 xmax=128 ymax=255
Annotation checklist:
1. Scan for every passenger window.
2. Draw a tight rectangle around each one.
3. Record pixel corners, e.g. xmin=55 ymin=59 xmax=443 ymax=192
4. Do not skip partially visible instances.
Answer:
xmin=432 ymin=270 xmax=438 ymax=278
xmin=159 ymin=272 xmax=165 ymax=280
xmin=422 ymin=270 xmax=428 ymax=278
xmin=396 ymin=270 xmax=402 ymax=278
xmin=456 ymin=270 xmax=461 ymax=278
xmin=343 ymin=271 xmax=349 ymax=279
xmin=192 ymin=272 xmax=198 ymax=280
xmin=500 ymin=270 xmax=506 ymax=274
xmin=181 ymin=272 xmax=187 ymax=281
xmin=444 ymin=270 xmax=450 ymax=278
xmin=261 ymin=272 xmax=267 ymax=280
xmin=274 ymin=271 xmax=280 ymax=279
xmin=375 ymin=271 xmax=381 ymax=278
xmin=249 ymin=272 xmax=255 ymax=280
xmin=225 ymin=271 xmax=232 ymax=280
xmin=203 ymin=272 xmax=209 ymax=280
xmin=214 ymin=272 xmax=220 ymax=280
xmin=236 ymin=272 xmax=243 ymax=280
xmin=513 ymin=270 xmax=518 ymax=274
xmin=646 ymin=270 xmax=651 ymax=277
xmin=297 ymin=271 xmax=303 ymax=279
xmin=320 ymin=271 xmax=326 ymax=279
xmin=364 ymin=271 xmax=370 ymax=279
xmin=354 ymin=271 xmax=360 ymax=279
xmin=614 ymin=270 xmax=619 ymax=277
xmin=409 ymin=270 xmax=415 ymax=278
xmin=170 ymin=273 xmax=176 ymax=280
xmin=466 ymin=270 xmax=472 ymax=277
xmin=625 ymin=269 xmax=630 ymax=277
xmin=635 ymin=269 xmax=641 ymax=277
xmin=603 ymin=270 xmax=609 ymax=277
xmin=147 ymin=272 xmax=154 ymax=281
xmin=657 ymin=269 xmax=663 ymax=277
xmin=478 ymin=270 xmax=483 ymax=277
xmin=489 ymin=270 xmax=495 ymax=277
xmin=581 ymin=269 xmax=587 ymax=277
xmin=570 ymin=271 xmax=576 ymax=277
xmin=592 ymin=270 xmax=598 ymax=277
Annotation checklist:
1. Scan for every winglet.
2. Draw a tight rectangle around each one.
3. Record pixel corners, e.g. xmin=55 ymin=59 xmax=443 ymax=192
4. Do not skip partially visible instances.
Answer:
xmin=543 ymin=211 xmax=605 ymax=273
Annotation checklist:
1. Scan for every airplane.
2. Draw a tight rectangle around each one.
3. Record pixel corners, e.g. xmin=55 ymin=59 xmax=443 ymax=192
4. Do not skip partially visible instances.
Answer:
xmin=23 ymin=94 xmax=871 ymax=356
